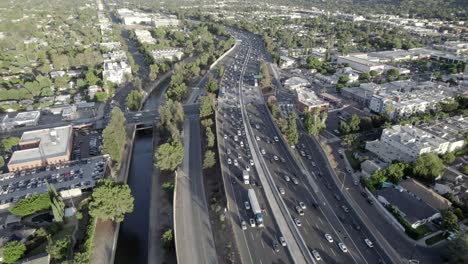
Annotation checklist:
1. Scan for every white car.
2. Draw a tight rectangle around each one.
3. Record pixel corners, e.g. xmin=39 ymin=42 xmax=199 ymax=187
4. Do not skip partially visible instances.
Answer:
xmin=312 ymin=249 xmax=321 ymax=260
xmin=224 ymin=134 xmax=228 ymax=139
xmin=312 ymin=162 xmax=316 ymax=167
xmin=246 ymin=165 xmax=251 ymax=171
xmin=227 ymin=148 xmax=231 ymax=154
xmin=325 ymin=234 xmax=333 ymax=243
xmin=292 ymin=177 xmax=299 ymax=185
xmin=299 ymin=202 xmax=306 ymax=209
xmin=273 ymin=155 xmax=279 ymax=161
xmin=278 ymin=187 xmax=285 ymax=195
xmin=338 ymin=242 xmax=348 ymax=253
xmin=274 ymin=136 xmax=279 ymax=142
xmin=249 ymin=218 xmax=256 ymax=227
xmin=284 ymin=175 xmax=290 ymax=182
xmin=234 ymin=159 xmax=238 ymax=166
xmin=293 ymin=217 xmax=301 ymax=227
xmin=245 ymin=201 xmax=250 ymax=210
xmin=256 ymin=136 xmax=260 ymax=141
xmin=227 ymin=158 xmax=232 ymax=165
xmin=261 ymin=149 xmax=266 ymax=155
xmin=279 ymin=236 xmax=287 ymax=247
xmin=250 ymin=159 xmax=254 ymax=166
xmin=241 ymin=220 xmax=247 ymax=230
xmin=364 ymin=238 xmax=374 ymax=248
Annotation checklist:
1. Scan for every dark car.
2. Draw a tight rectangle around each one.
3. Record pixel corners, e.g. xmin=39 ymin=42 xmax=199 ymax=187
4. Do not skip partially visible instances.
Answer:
xmin=312 ymin=202 xmax=320 ymax=209
xmin=272 ymin=240 xmax=280 ymax=252
xmin=367 ymin=198 xmax=374 ymax=205
xmin=361 ymin=191 xmax=368 ymax=198
xmin=352 ymin=221 xmax=361 ymax=231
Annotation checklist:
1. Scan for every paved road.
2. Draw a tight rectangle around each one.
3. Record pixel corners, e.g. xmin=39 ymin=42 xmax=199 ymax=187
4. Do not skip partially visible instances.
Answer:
xmin=174 ymin=106 xmax=218 ymax=264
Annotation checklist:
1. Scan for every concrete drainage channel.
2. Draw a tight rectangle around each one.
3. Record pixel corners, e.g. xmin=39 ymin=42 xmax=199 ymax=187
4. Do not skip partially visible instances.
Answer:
xmin=236 ymin=41 xmax=314 ymax=264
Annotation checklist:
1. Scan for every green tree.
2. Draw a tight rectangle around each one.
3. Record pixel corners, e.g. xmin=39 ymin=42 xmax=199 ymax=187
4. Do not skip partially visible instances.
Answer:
xmin=85 ymin=69 xmax=99 ymax=86
xmin=359 ymin=72 xmax=370 ymax=82
xmin=461 ymin=164 xmax=468 ymax=175
xmin=89 ymin=179 xmax=134 ymax=222
xmin=348 ymin=114 xmax=361 ymax=132
xmin=199 ymin=96 xmax=213 ymax=119
xmin=166 ymin=82 xmax=188 ymax=101
xmin=134 ymin=76 xmax=142 ymax=91
xmin=441 ymin=210 xmax=459 ymax=231
xmin=442 ymin=152 xmax=456 ymax=164
xmin=159 ymin=99 xmax=184 ymax=130
xmin=205 ymin=78 xmax=218 ymax=94
xmin=46 ymin=237 xmax=70 ymax=261
xmin=1 ymin=137 xmax=19 ymax=152
xmin=342 ymin=134 xmax=357 ymax=147
xmin=102 ymin=108 xmax=127 ymax=164
xmin=303 ymin=110 xmax=327 ymax=136
xmin=203 ymin=150 xmax=216 ymax=169
xmin=48 ymin=183 xmax=65 ymax=222
xmin=386 ymin=69 xmax=400 ymax=80
xmin=339 ymin=120 xmax=350 ymax=134
xmin=73 ymin=252 xmax=90 ymax=264
xmin=443 ymin=233 xmax=468 ymax=264
xmin=0 ymin=156 xmax=4 ymax=168
xmin=286 ymin=112 xmax=298 ymax=145
xmin=162 ymin=229 xmax=174 ymax=249
xmin=149 ymin=64 xmax=159 ymax=80
xmin=155 ymin=140 xmax=184 ymax=171
xmin=10 ymin=193 xmax=50 ymax=216
xmin=338 ymin=75 xmax=350 ymax=84
xmin=306 ymin=56 xmax=322 ymax=69
xmin=385 ymin=162 xmax=408 ymax=184
xmin=94 ymin=91 xmax=108 ymax=102
xmin=205 ymin=127 xmax=215 ymax=148
xmin=369 ymin=70 xmax=379 ymax=77
xmin=412 ymin=153 xmax=444 ymax=181
xmin=260 ymin=61 xmax=272 ymax=88
xmin=2 ymin=241 xmax=26 ymax=264
xmin=126 ymin=90 xmax=142 ymax=111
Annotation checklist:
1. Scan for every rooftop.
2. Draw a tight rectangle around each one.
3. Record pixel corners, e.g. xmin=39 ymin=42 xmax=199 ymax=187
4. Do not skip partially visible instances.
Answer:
xmin=399 ymin=178 xmax=452 ymax=211
xmin=9 ymin=126 xmax=73 ymax=165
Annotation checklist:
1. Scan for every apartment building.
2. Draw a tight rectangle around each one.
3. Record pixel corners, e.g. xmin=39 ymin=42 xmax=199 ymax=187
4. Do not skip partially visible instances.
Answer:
xmin=134 ymin=29 xmax=156 ymax=44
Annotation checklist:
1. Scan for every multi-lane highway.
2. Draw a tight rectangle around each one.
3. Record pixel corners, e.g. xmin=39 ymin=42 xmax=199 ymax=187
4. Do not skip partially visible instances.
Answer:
xmin=215 ymin=27 xmax=403 ymax=264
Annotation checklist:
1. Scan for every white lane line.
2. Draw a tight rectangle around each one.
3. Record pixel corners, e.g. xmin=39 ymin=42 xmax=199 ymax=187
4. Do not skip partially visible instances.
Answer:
xmin=259 ymin=259 xmax=263 ymax=264
xmin=320 ymin=242 xmax=324 ymax=250
xmin=303 ymin=228 xmax=308 ymax=235
xmin=331 ymin=248 xmax=337 ymax=257
xmin=318 ymin=217 xmax=324 ymax=225
xmin=251 ymin=232 xmax=255 ymax=241
xmin=314 ymin=223 xmax=318 ymax=229
xmin=261 ymin=239 xmax=265 ymax=248
xmin=305 ymin=218 xmax=311 ymax=227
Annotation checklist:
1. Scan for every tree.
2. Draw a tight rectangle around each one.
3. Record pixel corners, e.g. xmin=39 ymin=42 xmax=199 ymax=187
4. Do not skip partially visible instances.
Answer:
xmin=338 ymin=75 xmax=350 ymax=84
xmin=441 ymin=210 xmax=459 ymax=231
xmin=0 ymin=156 xmax=4 ymax=168
xmin=342 ymin=134 xmax=357 ymax=147
xmin=385 ymin=162 xmax=408 ymax=184
xmin=303 ymin=110 xmax=327 ymax=136
xmin=95 ymin=91 xmax=108 ymax=102
xmin=73 ymin=252 xmax=90 ymax=264
xmin=205 ymin=127 xmax=215 ymax=148
xmin=155 ymin=140 xmax=184 ymax=171
xmin=348 ymin=114 xmax=361 ymax=133
xmin=134 ymin=77 xmax=142 ymax=91
xmin=199 ymin=96 xmax=213 ymax=119
xmin=203 ymin=150 xmax=216 ymax=169
xmin=47 ymin=237 xmax=70 ymax=261
xmin=2 ymin=241 xmax=26 ymax=264
xmin=102 ymin=108 xmax=127 ymax=164
xmin=1 ymin=137 xmax=19 ymax=152
xmin=306 ymin=56 xmax=322 ymax=69
xmin=166 ymin=82 xmax=188 ymax=101
xmin=412 ymin=153 xmax=444 ymax=181
xmin=359 ymin=72 xmax=370 ymax=82
xmin=89 ymin=179 xmax=134 ymax=222
xmin=286 ymin=113 xmax=298 ymax=145
xmin=126 ymin=90 xmax=142 ymax=111
xmin=149 ymin=64 xmax=159 ymax=80
xmin=442 ymin=152 xmax=456 ymax=164
xmin=162 ymin=228 xmax=174 ymax=249
xmin=369 ymin=70 xmax=379 ymax=77
xmin=386 ymin=69 xmax=400 ymax=80
xmin=48 ymin=183 xmax=64 ymax=222
xmin=205 ymin=78 xmax=218 ymax=94
xmin=443 ymin=233 xmax=468 ymax=264
xmin=461 ymin=164 xmax=468 ymax=175
xmin=10 ymin=193 xmax=50 ymax=216
xmin=339 ymin=120 xmax=350 ymax=134
xmin=159 ymin=99 xmax=184 ymax=129
xmin=85 ymin=69 xmax=99 ymax=86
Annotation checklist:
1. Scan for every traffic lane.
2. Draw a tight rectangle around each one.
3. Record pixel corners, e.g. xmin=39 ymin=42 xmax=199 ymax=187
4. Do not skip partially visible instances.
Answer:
xmin=244 ymin=105 xmax=358 ymax=263
xmin=298 ymin=133 xmax=392 ymax=264
xmin=219 ymin=109 xmax=293 ymax=264
xmin=249 ymin=117 xmax=359 ymax=264
xmin=247 ymin=102 xmax=377 ymax=264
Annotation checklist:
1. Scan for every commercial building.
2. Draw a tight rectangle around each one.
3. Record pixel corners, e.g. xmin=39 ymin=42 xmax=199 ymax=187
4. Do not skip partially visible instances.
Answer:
xmin=103 ymin=61 xmax=132 ymax=84
xmin=8 ymin=126 xmax=73 ymax=171
xmin=337 ymin=55 xmax=385 ymax=73
xmin=151 ymin=49 xmax=184 ymax=62
xmin=116 ymin=8 xmax=179 ymax=27
xmin=283 ymin=76 xmax=310 ymax=90
xmin=152 ymin=14 xmax=180 ymax=27
xmin=1 ymin=111 xmax=41 ymax=130
xmin=134 ymin=29 xmax=156 ymax=44
xmin=279 ymin=56 xmax=296 ymax=69
xmin=366 ymin=124 xmax=458 ymax=163
xmin=295 ymin=88 xmax=329 ymax=112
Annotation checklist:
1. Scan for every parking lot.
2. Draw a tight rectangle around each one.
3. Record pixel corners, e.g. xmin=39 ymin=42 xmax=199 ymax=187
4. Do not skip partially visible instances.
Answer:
xmin=72 ymin=129 xmax=103 ymax=160
xmin=0 ymin=156 xmax=107 ymax=204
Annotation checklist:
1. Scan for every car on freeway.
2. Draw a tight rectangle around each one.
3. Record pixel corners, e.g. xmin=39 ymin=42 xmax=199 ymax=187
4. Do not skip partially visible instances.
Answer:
xmin=295 ymin=206 xmax=304 ymax=216
xmin=334 ymin=193 xmax=342 ymax=201
xmin=307 ymin=155 xmax=312 ymax=160
xmin=325 ymin=234 xmax=333 ymax=243
xmin=278 ymin=187 xmax=285 ymax=195
xmin=300 ymin=151 xmax=306 ymax=157
xmin=338 ymin=242 xmax=348 ymax=253
xmin=261 ymin=148 xmax=266 ymax=155
xmin=279 ymin=236 xmax=287 ymax=246
xmin=244 ymin=201 xmax=250 ymax=210
xmin=273 ymin=155 xmax=279 ymax=161
xmin=352 ymin=220 xmax=361 ymax=231
xmin=364 ymin=238 xmax=374 ymax=248
xmin=274 ymin=136 xmax=279 ymax=142
xmin=241 ymin=220 xmax=247 ymax=230
xmin=292 ymin=177 xmax=299 ymax=185
xmin=246 ymin=165 xmax=250 ymax=171
xmin=272 ymin=240 xmax=280 ymax=252
xmin=299 ymin=202 xmax=306 ymax=209
xmin=255 ymin=136 xmax=260 ymax=141
xmin=283 ymin=175 xmax=290 ymax=182
xmin=224 ymin=134 xmax=228 ymax=139
xmin=227 ymin=158 xmax=232 ymax=165
xmin=293 ymin=217 xmax=301 ymax=227
xmin=325 ymin=183 xmax=332 ymax=190
xmin=249 ymin=218 xmax=256 ymax=227
xmin=311 ymin=162 xmax=316 ymax=167
xmin=250 ymin=159 xmax=254 ymax=166
xmin=234 ymin=159 xmax=238 ymax=166
xmin=312 ymin=250 xmax=321 ymax=260
xmin=361 ymin=191 xmax=368 ymax=198
xmin=341 ymin=205 xmax=349 ymax=213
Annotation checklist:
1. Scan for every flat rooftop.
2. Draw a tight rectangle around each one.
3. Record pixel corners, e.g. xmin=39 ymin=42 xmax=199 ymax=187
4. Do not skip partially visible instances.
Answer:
xmin=9 ymin=126 xmax=73 ymax=165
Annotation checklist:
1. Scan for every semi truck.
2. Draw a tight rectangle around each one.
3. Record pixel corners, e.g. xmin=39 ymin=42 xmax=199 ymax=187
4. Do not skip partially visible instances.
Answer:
xmin=248 ymin=189 xmax=264 ymax=227
xmin=243 ymin=170 xmax=250 ymax=184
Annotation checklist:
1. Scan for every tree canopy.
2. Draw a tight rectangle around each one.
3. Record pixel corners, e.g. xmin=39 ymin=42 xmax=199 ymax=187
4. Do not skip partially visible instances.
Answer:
xmin=1 ymin=137 xmax=19 ymax=152
xmin=443 ymin=233 xmax=468 ymax=264
xmin=2 ymin=241 xmax=26 ymax=264
xmin=10 ymin=193 xmax=51 ymax=216
xmin=102 ymin=108 xmax=127 ymax=164
xmin=412 ymin=153 xmax=444 ymax=181
xmin=154 ymin=140 xmax=184 ymax=171
xmin=89 ymin=179 xmax=134 ymax=223
xmin=126 ymin=90 xmax=143 ymax=111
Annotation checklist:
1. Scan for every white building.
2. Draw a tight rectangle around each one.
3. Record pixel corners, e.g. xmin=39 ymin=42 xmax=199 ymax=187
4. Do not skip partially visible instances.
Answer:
xmin=337 ymin=55 xmax=385 ymax=73
xmin=134 ymin=29 xmax=156 ymax=44
xmin=103 ymin=61 xmax=132 ymax=84
xmin=366 ymin=125 xmax=451 ymax=163
xmin=152 ymin=15 xmax=180 ymax=27
xmin=151 ymin=49 xmax=184 ymax=62
xmin=87 ymin=85 xmax=102 ymax=99
xmin=279 ymin=56 xmax=296 ymax=69
xmin=283 ymin=76 xmax=310 ymax=90
xmin=1 ymin=111 xmax=41 ymax=130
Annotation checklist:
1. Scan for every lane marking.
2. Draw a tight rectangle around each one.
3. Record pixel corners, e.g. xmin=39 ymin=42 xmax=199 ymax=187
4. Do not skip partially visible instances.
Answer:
xmin=331 ymin=248 xmax=337 ymax=256
xmin=320 ymin=242 xmax=324 ymax=250
xmin=319 ymin=217 xmax=324 ymax=225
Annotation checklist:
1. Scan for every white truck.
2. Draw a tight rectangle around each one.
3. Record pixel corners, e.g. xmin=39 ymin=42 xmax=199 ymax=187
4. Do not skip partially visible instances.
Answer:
xmin=243 ymin=170 xmax=250 ymax=184
xmin=248 ymin=189 xmax=264 ymax=227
